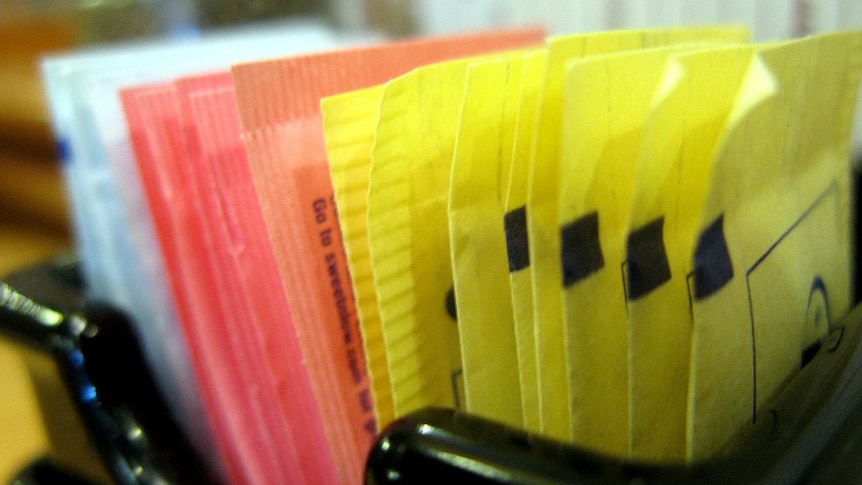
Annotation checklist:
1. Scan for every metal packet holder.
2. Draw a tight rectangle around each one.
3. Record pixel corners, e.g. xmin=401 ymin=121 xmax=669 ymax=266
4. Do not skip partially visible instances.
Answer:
xmin=6 ymin=162 xmax=862 ymax=485
xmin=0 ymin=255 xmax=215 ymax=485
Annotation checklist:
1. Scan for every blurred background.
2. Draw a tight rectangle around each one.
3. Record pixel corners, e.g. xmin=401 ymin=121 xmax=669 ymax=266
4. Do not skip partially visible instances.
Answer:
xmin=1 ymin=0 xmax=860 ymax=482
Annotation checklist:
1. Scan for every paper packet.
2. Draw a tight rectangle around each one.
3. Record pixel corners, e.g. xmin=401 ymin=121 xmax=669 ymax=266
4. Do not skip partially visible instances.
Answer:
xmin=367 ymin=49 xmax=534 ymax=427
xmin=449 ymin=51 xmax=540 ymax=431
xmin=689 ymin=31 xmax=862 ymax=460
xmin=527 ymin=26 xmax=749 ymax=440
xmin=558 ymin=44 xmax=712 ymax=457
xmin=321 ymin=85 xmax=393 ymax=428
xmin=623 ymin=43 xmax=765 ymax=461
xmin=654 ymin=45 xmax=770 ymax=461
xmin=503 ymin=50 xmax=547 ymax=432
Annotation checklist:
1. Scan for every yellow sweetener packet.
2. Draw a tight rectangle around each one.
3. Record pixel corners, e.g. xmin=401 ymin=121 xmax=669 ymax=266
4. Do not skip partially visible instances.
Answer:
xmin=624 ymin=43 xmax=765 ymax=461
xmin=367 ymin=49 xmax=528 ymax=423
xmin=449 ymin=51 xmax=545 ymax=429
xmin=322 ymin=85 xmax=395 ymax=429
xmin=655 ymin=45 xmax=767 ymax=461
xmin=558 ymin=44 xmax=712 ymax=458
xmin=527 ymin=26 xmax=749 ymax=440
xmin=504 ymin=49 xmax=547 ymax=433
xmin=689 ymin=31 xmax=862 ymax=460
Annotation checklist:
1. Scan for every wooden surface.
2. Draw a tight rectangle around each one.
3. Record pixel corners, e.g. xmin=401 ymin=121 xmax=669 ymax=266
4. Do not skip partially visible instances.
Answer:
xmin=0 ymin=13 xmax=75 ymax=483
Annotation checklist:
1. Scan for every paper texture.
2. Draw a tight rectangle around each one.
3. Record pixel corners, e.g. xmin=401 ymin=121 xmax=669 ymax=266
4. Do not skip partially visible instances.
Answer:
xmin=627 ymin=46 xmax=763 ymax=461
xmin=449 ymin=52 xmax=537 ymax=431
xmin=367 ymin=51 xmax=526 ymax=427
xmin=558 ymin=44 xmax=709 ymax=457
xmin=623 ymin=45 xmax=760 ymax=461
xmin=322 ymin=85 xmax=394 ymax=429
xmin=504 ymin=50 xmax=547 ymax=433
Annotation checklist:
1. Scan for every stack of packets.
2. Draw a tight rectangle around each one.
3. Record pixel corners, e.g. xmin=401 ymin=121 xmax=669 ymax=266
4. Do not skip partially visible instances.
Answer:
xmin=39 ymin=19 xmax=384 ymax=484
xmin=94 ymin=27 xmax=541 ymax=485
xmin=43 ymin=23 xmax=862 ymax=485
xmin=320 ymin=26 xmax=862 ymax=466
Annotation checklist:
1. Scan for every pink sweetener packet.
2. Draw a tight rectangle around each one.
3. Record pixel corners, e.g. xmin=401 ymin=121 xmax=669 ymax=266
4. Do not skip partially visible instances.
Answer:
xmin=178 ymin=74 xmax=340 ymax=484
xmin=122 ymin=83 xmax=287 ymax=484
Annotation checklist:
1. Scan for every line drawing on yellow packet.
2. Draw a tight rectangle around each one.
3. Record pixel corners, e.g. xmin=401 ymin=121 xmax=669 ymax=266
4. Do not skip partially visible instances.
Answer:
xmin=367 ymin=50 xmax=529 ymax=425
xmin=449 ymin=51 xmax=542 ymax=431
xmin=322 ymin=85 xmax=396 ymax=430
xmin=503 ymin=49 xmax=546 ymax=433
xmin=558 ymin=44 xmax=710 ymax=458
xmin=688 ymin=32 xmax=862 ymax=461
xmin=526 ymin=26 xmax=749 ymax=441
